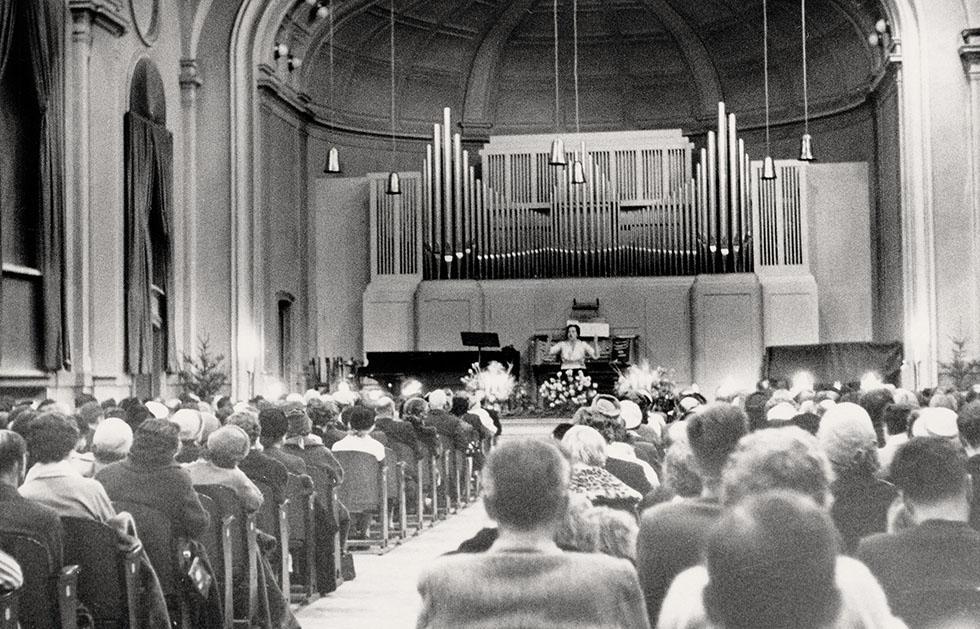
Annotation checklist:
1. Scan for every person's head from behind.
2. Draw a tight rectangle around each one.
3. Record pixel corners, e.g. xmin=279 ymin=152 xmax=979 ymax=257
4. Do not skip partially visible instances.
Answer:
xmin=957 ymin=401 xmax=980 ymax=452
xmin=450 ymin=394 xmax=469 ymax=417
xmin=858 ymin=387 xmax=893 ymax=447
xmin=25 ymin=413 xmax=79 ymax=465
xmin=129 ymin=418 xmax=180 ymax=467
xmin=560 ymin=425 xmax=607 ymax=467
xmin=347 ymin=406 xmax=377 ymax=435
xmin=662 ymin=440 xmax=703 ymax=498
xmin=226 ymin=412 xmax=261 ymax=447
xmin=702 ymin=491 xmax=840 ymax=629
xmin=929 ymin=391 xmax=959 ymax=412
xmin=0 ymin=430 xmax=27 ymax=486
xmin=402 ymin=397 xmax=429 ymax=424
xmin=482 ymin=440 xmax=569 ymax=533
xmin=426 ymin=389 xmax=449 ymax=412
xmin=883 ymin=403 xmax=914 ymax=438
xmin=890 ymin=437 xmax=970 ymax=521
xmin=554 ymin=492 xmax=598 ymax=552
xmin=721 ymin=427 xmax=834 ymax=509
xmin=206 ymin=425 xmax=252 ymax=469
xmin=816 ymin=402 xmax=880 ymax=478
xmin=551 ymin=422 xmax=573 ymax=443
xmin=92 ymin=418 xmax=134 ymax=464
xmin=591 ymin=506 xmax=639 ymax=562
xmin=258 ymin=407 xmax=288 ymax=448
xmin=373 ymin=397 xmax=396 ymax=419
xmin=686 ymin=403 xmax=748 ymax=487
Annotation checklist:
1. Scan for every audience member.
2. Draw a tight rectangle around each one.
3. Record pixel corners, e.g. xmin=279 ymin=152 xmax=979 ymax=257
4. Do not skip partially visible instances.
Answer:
xmin=425 ymin=390 xmax=473 ymax=451
xmin=817 ymin=402 xmax=896 ymax=553
xmin=372 ymin=397 xmax=424 ymax=458
xmin=909 ymin=406 xmax=958 ymax=439
xmin=90 ymin=417 xmax=134 ymax=475
xmin=184 ymin=425 xmax=263 ymax=511
xmin=591 ymin=506 xmax=638 ymax=563
xmin=659 ymin=491 xmax=902 ymax=629
xmin=859 ymin=387 xmax=894 ymax=448
xmin=416 ymin=440 xmax=650 ymax=628
xmin=400 ymin=397 xmax=440 ymax=457
xmin=258 ymin=407 xmax=308 ymax=475
xmin=0 ymin=429 xmax=64 ymax=568
xmin=331 ymin=406 xmax=386 ymax=461
xmin=636 ymin=403 xmax=747 ymax=624
xmin=228 ymin=411 xmax=289 ymax=505
xmin=878 ymin=403 xmax=913 ymax=474
xmin=957 ymin=401 xmax=980 ymax=530
xmin=97 ymin=418 xmax=210 ymax=540
xmin=857 ymin=437 xmax=980 ymax=626
xmin=283 ymin=404 xmax=344 ymax=485
xmin=171 ymin=408 xmax=205 ymax=463
xmin=561 ymin=425 xmax=642 ymax=510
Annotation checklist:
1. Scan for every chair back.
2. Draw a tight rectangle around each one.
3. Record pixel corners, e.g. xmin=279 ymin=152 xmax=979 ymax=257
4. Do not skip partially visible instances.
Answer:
xmin=60 ymin=517 xmax=139 ymax=628
xmin=284 ymin=474 xmax=315 ymax=600
xmin=333 ymin=451 xmax=385 ymax=513
xmin=0 ymin=529 xmax=68 ymax=629
xmin=895 ymin=586 xmax=980 ymax=629
xmin=195 ymin=493 xmax=233 ymax=627
xmin=0 ymin=587 xmax=18 ymax=629
xmin=252 ymin=478 xmax=279 ymax=535
xmin=113 ymin=501 xmax=176 ymax=595
xmin=194 ymin=485 xmax=258 ymax=624
xmin=389 ymin=441 xmax=418 ymax=469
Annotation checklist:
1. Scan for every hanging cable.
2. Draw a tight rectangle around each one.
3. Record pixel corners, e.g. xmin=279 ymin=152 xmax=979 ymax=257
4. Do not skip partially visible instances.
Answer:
xmin=554 ymin=0 xmax=560 ymax=130
xmin=329 ymin=0 xmax=335 ymax=127
xmin=763 ymin=0 xmax=771 ymax=154
xmin=573 ymin=0 xmax=580 ymax=134
xmin=390 ymin=0 xmax=396 ymax=169
xmin=801 ymin=0 xmax=809 ymax=136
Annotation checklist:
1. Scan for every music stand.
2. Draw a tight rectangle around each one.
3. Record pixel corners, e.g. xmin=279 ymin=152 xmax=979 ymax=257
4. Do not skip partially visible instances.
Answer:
xmin=461 ymin=332 xmax=500 ymax=368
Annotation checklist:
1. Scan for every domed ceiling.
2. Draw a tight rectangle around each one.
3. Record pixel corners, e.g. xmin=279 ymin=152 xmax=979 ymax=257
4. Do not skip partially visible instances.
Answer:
xmin=276 ymin=0 xmax=888 ymax=138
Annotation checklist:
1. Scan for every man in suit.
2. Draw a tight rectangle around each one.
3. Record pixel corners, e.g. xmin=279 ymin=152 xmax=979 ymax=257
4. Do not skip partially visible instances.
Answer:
xmin=373 ymin=397 xmax=424 ymax=459
xmin=857 ymin=437 xmax=980 ymax=624
xmin=425 ymin=390 xmax=473 ymax=452
xmin=0 ymin=429 xmax=64 ymax=567
xmin=416 ymin=440 xmax=650 ymax=629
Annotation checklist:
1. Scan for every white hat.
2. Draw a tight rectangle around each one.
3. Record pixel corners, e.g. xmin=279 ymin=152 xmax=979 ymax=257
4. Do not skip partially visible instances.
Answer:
xmin=92 ymin=418 xmax=134 ymax=456
xmin=620 ymin=400 xmax=642 ymax=430
xmin=766 ymin=402 xmax=798 ymax=422
xmin=285 ymin=393 xmax=304 ymax=405
xmin=911 ymin=407 xmax=959 ymax=438
xmin=145 ymin=401 xmax=169 ymax=420
xmin=303 ymin=389 xmax=320 ymax=404
xmin=427 ymin=389 xmax=448 ymax=410
xmin=170 ymin=408 xmax=203 ymax=443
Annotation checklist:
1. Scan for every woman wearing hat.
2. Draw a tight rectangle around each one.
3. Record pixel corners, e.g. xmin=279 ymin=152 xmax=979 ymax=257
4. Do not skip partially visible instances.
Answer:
xmin=548 ymin=324 xmax=597 ymax=371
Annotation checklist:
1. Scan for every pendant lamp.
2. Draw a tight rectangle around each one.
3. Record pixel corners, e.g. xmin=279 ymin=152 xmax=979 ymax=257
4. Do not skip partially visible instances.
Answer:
xmin=570 ymin=0 xmax=585 ymax=185
xmin=761 ymin=0 xmax=777 ymax=180
xmin=548 ymin=0 xmax=566 ymax=167
xmin=798 ymin=0 xmax=814 ymax=161
xmin=385 ymin=0 xmax=400 ymax=195
xmin=324 ymin=0 xmax=342 ymax=173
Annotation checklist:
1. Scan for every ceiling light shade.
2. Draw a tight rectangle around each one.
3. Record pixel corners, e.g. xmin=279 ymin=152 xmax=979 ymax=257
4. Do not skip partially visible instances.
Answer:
xmin=571 ymin=159 xmax=586 ymax=185
xmin=762 ymin=156 xmax=777 ymax=180
xmin=324 ymin=146 xmax=342 ymax=173
xmin=549 ymin=138 xmax=567 ymax=167
xmin=386 ymin=171 xmax=402 ymax=195
xmin=799 ymin=133 xmax=814 ymax=161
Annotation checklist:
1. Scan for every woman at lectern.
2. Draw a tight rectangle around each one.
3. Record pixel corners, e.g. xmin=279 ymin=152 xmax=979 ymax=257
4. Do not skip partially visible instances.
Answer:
xmin=549 ymin=324 xmax=598 ymax=371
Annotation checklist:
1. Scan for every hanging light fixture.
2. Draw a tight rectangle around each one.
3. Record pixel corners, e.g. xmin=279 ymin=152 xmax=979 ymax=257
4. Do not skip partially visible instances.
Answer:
xmin=570 ymin=0 xmax=586 ymax=185
xmin=323 ymin=0 xmax=342 ymax=173
xmin=548 ymin=0 xmax=566 ymax=167
xmin=798 ymin=0 xmax=814 ymax=161
xmin=761 ymin=0 xmax=777 ymax=179
xmin=385 ymin=0 xmax=401 ymax=194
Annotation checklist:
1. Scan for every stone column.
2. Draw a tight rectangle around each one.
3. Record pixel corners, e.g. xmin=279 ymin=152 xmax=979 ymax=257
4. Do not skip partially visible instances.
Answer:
xmin=180 ymin=59 xmax=203 ymax=353
xmin=960 ymin=29 xmax=980 ymax=364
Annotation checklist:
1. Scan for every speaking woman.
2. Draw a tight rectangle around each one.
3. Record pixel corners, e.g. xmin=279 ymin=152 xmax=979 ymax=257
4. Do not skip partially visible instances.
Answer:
xmin=548 ymin=324 xmax=598 ymax=371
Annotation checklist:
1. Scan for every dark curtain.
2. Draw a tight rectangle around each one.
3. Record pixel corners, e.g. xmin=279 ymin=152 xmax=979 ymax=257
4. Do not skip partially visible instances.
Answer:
xmin=24 ymin=0 xmax=69 ymax=370
xmin=0 ymin=0 xmax=14 ymax=84
xmin=125 ymin=113 xmax=175 ymax=374
xmin=763 ymin=341 xmax=905 ymax=386
xmin=150 ymin=125 xmax=177 ymax=370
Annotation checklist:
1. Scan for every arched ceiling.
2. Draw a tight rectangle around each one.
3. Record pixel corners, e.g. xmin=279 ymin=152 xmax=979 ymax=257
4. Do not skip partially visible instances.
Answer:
xmin=272 ymin=0 xmax=888 ymax=138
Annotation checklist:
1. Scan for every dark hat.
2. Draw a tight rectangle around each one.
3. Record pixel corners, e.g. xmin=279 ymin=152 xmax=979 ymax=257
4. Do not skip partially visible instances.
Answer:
xmin=348 ymin=406 xmax=376 ymax=431
xmin=129 ymin=418 xmax=180 ymax=467
xmin=285 ymin=406 xmax=312 ymax=437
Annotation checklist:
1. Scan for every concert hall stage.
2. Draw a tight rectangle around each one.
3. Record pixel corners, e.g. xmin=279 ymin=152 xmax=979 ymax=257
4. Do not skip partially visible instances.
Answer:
xmin=363 ymin=274 xmax=826 ymax=395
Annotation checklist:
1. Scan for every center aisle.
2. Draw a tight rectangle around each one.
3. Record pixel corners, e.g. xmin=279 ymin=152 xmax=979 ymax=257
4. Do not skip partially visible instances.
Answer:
xmin=295 ymin=501 xmax=493 ymax=629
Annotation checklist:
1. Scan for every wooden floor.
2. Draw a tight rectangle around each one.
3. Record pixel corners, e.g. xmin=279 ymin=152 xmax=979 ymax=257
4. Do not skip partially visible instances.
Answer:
xmin=296 ymin=418 xmax=558 ymax=628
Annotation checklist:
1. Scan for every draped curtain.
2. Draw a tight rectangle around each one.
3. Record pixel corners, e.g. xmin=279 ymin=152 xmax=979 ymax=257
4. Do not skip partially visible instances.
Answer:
xmin=0 ymin=0 xmax=14 ymax=83
xmin=23 ymin=0 xmax=69 ymax=370
xmin=125 ymin=112 xmax=175 ymax=375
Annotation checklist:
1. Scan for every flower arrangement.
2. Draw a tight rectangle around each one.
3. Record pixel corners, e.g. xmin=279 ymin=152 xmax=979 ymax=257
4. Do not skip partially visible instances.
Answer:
xmin=615 ymin=360 xmax=677 ymax=412
xmin=461 ymin=361 xmax=517 ymax=409
xmin=539 ymin=369 xmax=598 ymax=411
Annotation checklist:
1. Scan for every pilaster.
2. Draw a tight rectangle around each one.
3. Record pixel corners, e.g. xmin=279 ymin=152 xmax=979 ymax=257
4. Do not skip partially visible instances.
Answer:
xmin=180 ymin=59 xmax=203 ymax=354
xmin=960 ymin=29 xmax=980 ymax=364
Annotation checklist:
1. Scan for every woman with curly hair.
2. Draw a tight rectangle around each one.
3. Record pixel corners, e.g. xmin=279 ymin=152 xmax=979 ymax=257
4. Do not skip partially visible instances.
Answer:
xmin=561 ymin=425 xmax=641 ymax=512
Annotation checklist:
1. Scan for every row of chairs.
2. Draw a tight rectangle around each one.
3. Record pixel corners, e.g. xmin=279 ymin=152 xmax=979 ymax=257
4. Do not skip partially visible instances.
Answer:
xmin=0 ymin=472 xmax=329 ymax=628
xmin=340 ymin=433 xmax=486 ymax=554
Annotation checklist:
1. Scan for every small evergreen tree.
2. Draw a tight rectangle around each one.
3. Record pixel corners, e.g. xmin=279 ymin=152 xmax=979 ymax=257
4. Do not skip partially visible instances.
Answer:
xmin=178 ymin=336 xmax=229 ymax=400
xmin=938 ymin=336 xmax=980 ymax=390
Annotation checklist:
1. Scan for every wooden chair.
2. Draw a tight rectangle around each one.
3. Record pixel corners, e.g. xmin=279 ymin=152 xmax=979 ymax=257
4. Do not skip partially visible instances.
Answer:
xmin=0 ymin=528 xmax=77 ymax=629
xmin=197 ymin=494 xmax=234 ymax=629
xmin=381 ymin=447 xmax=409 ymax=540
xmin=436 ymin=435 xmax=460 ymax=515
xmin=194 ymin=485 xmax=258 ymax=629
xmin=333 ymin=451 xmax=391 ymax=552
xmin=252 ymin=478 xmax=290 ymax=597
xmin=389 ymin=441 xmax=426 ymax=533
xmin=0 ymin=587 xmax=18 ymax=629
xmin=60 ymin=517 xmax=140 ymax=629
xmin=284 ymin=474 xmax=316 ymax=603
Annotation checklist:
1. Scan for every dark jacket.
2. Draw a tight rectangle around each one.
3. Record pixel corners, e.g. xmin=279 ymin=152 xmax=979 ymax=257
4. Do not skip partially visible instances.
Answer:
xmin=0 ymin=483 xmax=64 ymax=567
xmin=375 ymin=416 xmax=425 ymax=459
xmin=605 ymin=457 xmax=653 ymax=496
xmin=427 ymin=409 xmax=474 ymax=451
xmin=264 ymin=445 xmax=308 ymax=476
xmin=829 ymin=471 xmax=896 ymax=554
xmin=96 ymin=458 xmax=210 ymax=540
xmin=239 ymin=450 xmax=290 ymax=505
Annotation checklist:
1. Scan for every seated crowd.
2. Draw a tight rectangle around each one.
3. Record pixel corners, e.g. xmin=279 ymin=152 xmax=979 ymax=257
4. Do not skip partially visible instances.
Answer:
xmin=0 ymin=383 xmax=499 ymax=628
xmin=419 ymin=380 xmax=980 ymax=629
